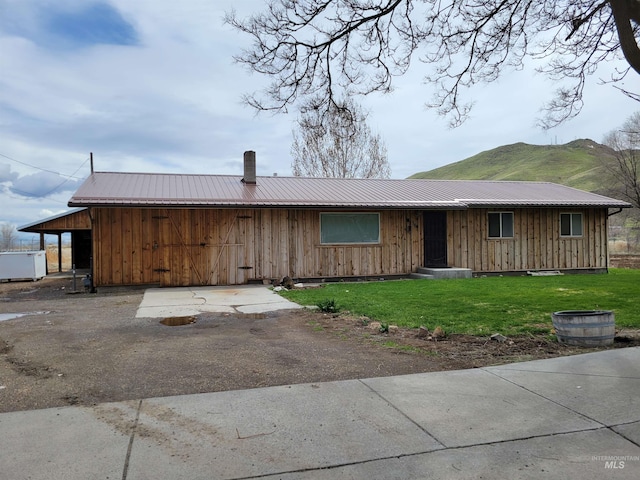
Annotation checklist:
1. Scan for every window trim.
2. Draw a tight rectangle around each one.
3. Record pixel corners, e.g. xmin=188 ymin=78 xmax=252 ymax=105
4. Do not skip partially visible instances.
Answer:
xmin=560 ymin=212 xmax=583 ymax=238
xmin=319 ymin=212 xmax=381 ymax=245
xmin=488 ymin=211 xmax=514 ymax=239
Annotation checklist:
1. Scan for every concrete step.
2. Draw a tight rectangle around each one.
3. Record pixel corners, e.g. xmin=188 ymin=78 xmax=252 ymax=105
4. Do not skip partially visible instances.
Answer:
xmin=409 ymin=273 xmax=435 ymax=280
xmin=415 ymin=267 xmax=473 ymax=279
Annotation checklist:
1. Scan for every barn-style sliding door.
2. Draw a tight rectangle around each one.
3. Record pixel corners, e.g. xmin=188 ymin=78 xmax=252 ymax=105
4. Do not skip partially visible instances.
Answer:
xmin=155 ymin=209 xmax=250 ymax=286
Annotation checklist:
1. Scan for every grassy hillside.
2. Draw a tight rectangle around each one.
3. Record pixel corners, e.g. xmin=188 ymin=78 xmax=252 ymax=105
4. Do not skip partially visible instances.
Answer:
xmin=409 ymin=139 xmax=616 ymax=193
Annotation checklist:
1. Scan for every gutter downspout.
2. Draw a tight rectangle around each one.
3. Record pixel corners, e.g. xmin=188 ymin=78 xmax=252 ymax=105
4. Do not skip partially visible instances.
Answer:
xmin=606 ymin=208 xmax=626 ymax=273
xmin=607 ymin=208 xmax=624 ymax=217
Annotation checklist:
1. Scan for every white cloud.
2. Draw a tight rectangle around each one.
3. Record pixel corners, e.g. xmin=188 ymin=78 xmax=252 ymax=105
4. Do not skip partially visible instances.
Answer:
xmin=10 ymin=170 xmax=83 ymax=197
xmin=0 ymin=163 xmax=18 ymax=183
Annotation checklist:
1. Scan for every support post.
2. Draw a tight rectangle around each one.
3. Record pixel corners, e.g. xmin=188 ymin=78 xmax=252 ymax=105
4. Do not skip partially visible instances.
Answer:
xmin=58 ymin=234 xmax=62 ymax=273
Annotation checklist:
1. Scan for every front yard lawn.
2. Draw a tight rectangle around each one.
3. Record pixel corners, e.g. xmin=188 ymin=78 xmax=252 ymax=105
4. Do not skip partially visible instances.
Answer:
xmin=278 ymin=269 xmax=640 ymax=336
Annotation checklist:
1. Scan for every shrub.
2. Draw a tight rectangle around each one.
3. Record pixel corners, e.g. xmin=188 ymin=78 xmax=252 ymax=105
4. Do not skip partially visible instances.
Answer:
xmin=317 ymin=298 xmax=339 ymax=313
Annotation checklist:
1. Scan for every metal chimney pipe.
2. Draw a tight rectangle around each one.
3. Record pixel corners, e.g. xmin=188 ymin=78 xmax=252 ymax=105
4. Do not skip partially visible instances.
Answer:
xmin=242 ymin=151 xmax=256 ymax=184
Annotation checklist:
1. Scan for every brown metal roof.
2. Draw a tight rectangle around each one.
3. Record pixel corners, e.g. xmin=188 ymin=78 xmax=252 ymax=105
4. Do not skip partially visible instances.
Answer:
xmin=68 ymin=172 xmax=631 ymax=209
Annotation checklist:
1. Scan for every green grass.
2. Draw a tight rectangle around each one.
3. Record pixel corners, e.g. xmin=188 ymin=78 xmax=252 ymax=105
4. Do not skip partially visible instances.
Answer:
xmin=279 ymin=269 xmax=640 ymax=336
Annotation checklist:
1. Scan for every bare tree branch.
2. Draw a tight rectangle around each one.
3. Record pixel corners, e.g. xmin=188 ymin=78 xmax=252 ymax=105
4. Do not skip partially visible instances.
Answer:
xmin=227 ymin=0 xmax=640 ymax=128
xmin=0 ymin=223 xmax=17 ymax=251
xmin=610 ymin=0 xmax=640 ymax=74
xmin=614 ymin=83 xmax=640 ymax=100
xmin=602 ymin=111 xmax=640 ymax=209
xmin=291 ymin=97 xmax=391 ymax=178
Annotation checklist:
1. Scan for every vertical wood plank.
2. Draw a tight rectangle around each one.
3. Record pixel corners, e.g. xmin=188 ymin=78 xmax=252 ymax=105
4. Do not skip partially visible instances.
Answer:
xmin=130 ymin=208 xmax=141 ymax=284
xmin=111 ymin=208 xmax=123 ymax=285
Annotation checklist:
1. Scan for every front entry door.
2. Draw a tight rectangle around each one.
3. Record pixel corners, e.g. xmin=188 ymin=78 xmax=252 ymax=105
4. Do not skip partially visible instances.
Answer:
xmin=424 ymin=211 xmax=447 ymax=267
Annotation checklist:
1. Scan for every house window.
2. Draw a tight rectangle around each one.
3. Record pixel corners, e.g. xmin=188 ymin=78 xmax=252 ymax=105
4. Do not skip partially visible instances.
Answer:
xmin=320 ymin=213 xmax=380 ymax=244
xmin=488 ymin=212 xmax=514 ymax=238
xmin=560 ymin=213 xmax=583 ymax=237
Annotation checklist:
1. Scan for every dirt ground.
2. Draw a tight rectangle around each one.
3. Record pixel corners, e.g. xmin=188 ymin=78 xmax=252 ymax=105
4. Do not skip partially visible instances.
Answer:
xmin=1 ymin=276 xmax=639 ymax=413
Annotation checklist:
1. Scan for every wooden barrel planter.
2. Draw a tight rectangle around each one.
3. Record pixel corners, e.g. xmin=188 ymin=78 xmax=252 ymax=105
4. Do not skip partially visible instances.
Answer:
xmin=551 ymin=310 xmax=615 ymax=346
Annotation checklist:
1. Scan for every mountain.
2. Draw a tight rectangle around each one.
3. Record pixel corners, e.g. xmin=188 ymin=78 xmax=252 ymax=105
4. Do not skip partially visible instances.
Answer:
xmin=409 ymin=139 xmax=617 ymax=193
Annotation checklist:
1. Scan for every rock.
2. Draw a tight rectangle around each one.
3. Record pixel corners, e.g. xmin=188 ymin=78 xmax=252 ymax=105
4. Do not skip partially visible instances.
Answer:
xmin=293 ymin=283 xmax=304 ymax=288
xmin=416 ymin=326 xmax=430 ymax=338
xmin=273 ymin=286 xmax=284 ymax=292
xmin=491 ymin=333 xmax=508 ymax=343
xmin=368 ymin=321 xmax=382 ymax=331
xmin=388 ymin=325 xmax=399 ymax=335
xmin=432 ymin=326 xmax=445 ymax=339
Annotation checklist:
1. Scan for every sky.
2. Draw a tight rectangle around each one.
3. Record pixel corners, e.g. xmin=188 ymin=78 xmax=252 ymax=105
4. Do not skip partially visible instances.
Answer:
xmin=1 ymin=0 xmax=639 ymax=244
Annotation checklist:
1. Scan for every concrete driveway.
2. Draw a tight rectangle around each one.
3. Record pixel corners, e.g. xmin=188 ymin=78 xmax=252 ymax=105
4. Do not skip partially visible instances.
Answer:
xmin=135 ymin=285 xmax=304 ymax=318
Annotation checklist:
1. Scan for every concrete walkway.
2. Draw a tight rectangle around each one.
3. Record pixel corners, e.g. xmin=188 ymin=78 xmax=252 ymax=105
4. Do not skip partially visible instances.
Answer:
xmin=1 ymin=347 xmax=639 ymax=479
xmin=135 ymin=285 xmax=304 ymax=318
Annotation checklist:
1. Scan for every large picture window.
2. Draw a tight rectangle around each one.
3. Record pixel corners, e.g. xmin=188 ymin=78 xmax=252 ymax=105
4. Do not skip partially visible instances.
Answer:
xmin=560 ymin=213 xmax=583 ymax=237
xmin=488 ymin=212 xmax=514 ymax=238
xmin=320 ymin=213 xmax=380 ymax=244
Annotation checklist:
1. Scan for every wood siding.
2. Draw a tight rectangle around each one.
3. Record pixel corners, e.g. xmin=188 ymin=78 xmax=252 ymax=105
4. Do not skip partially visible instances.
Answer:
xmin=92 ymin=208 xmax=424 ymax=286
xmin=447 ymin=208 xmax=609 ymax=272
xmin=91 ymin=206 xmax=610 ymax=286
xmin=21 ymin=209 xmax=91 ymax=232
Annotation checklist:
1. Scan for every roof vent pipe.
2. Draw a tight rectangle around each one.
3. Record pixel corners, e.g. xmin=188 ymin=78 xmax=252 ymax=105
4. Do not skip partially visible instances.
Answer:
xmin=242 ymin=150 xmax=257 ymax=184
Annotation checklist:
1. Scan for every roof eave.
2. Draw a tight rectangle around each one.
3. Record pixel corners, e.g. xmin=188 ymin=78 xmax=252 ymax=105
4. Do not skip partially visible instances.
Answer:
xmin=19 ymin=207 xmax=88 ymax=232
xmin=69 ymin=199 xmax=631 ymax=209
xmin=67 ymin=200 xmax=469 ymax=209
xmin=466 ymin=202 xmax=632 ymax=209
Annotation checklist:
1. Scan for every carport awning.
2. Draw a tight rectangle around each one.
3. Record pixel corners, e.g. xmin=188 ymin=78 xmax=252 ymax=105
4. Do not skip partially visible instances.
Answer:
xmin=18 ymin=208 xmax=92 ymax=272
xmin=18 ymin=208 xmax=91 ymax=234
